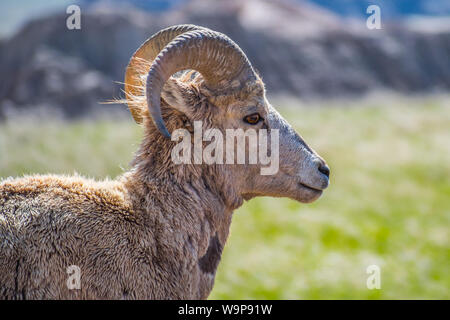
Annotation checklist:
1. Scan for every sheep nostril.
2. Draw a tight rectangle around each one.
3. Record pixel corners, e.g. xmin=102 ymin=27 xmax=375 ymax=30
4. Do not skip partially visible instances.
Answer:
xmin=318 ymin=164 xmax=330 ymax=178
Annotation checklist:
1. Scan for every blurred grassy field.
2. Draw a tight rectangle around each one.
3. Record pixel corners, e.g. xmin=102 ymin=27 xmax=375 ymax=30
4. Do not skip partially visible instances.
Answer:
xmin=0 ymin=96 xmax=449 ymax=299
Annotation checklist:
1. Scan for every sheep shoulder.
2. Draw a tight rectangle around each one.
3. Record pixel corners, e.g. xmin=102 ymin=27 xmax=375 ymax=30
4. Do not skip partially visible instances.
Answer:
xmin=0 ymin=174 xmax=211 ymax=299
xmin=0 ymin=174 xmax=154 ymax=299
xmin=0 ymin=174 xmax=133 ymax=216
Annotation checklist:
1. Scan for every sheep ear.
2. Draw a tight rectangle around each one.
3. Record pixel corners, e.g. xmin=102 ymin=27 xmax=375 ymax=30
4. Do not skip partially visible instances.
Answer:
xmin=161 ymin=77 xmax=196 ymax=117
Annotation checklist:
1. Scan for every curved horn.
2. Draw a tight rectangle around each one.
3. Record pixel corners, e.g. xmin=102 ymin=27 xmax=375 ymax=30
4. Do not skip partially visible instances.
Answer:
xmin=146 ymin=29 xmax=257 ymax=138
xmin=125 ymin=25 xmax=208 ymax=123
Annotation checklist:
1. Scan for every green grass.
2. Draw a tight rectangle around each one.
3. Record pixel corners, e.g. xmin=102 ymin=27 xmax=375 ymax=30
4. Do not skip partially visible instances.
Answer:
xmin=1 ymin=96 xmax=449 ymax=299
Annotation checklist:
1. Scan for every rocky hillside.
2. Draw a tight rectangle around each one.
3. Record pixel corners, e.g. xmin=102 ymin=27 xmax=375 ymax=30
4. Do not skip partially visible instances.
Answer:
xmin=1 ymin=0 xmax=449 ymax=118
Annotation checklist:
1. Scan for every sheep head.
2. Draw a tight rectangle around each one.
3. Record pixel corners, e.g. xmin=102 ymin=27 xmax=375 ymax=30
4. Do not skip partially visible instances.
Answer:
xmin=124 ymin=25 xmax=330 ymax=207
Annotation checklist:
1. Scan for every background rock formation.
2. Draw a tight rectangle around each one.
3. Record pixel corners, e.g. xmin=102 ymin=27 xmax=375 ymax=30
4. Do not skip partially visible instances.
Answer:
xmin=1 ymin=0 xmax=449 ymax=118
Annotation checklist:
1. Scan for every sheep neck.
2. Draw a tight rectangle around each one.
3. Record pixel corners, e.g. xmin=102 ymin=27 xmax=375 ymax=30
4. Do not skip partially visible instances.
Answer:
xmin=120 ymin=159 xmax=240 ymax=292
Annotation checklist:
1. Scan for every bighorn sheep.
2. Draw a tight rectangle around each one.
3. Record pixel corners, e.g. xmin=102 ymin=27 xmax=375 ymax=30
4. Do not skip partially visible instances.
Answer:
xmin=0 ymin=25 xmax=330 ymax=299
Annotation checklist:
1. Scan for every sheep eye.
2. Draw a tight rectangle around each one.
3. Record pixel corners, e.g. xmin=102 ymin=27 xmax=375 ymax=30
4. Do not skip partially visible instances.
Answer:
xmin=243 ymin=113 xmax=261 ymax=125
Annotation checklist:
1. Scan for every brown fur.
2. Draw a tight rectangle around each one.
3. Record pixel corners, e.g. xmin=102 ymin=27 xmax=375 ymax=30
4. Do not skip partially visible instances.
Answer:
xmin=0 ymin=49 xmax=329 ymax=299
xmin=0 ymin=73 xmax=261 ymax=299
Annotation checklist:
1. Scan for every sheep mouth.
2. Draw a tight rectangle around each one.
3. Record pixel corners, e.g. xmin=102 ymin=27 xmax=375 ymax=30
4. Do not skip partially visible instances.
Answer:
xmin=298 ymin=182 xmax=324 ymax=193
